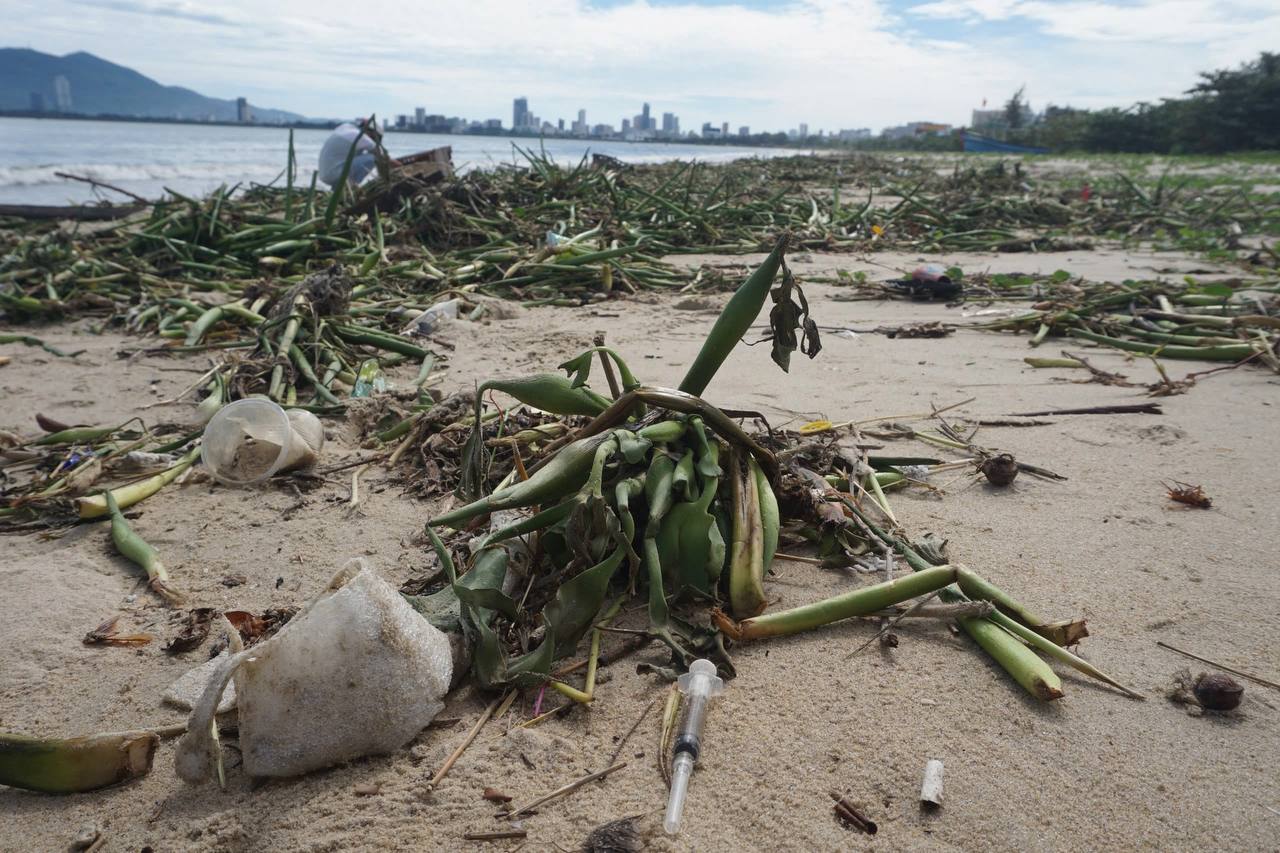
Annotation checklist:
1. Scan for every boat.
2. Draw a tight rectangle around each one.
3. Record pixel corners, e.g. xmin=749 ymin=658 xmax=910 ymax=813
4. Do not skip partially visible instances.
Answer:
xmin=962 ymin=132 xmax=1048 ymax=155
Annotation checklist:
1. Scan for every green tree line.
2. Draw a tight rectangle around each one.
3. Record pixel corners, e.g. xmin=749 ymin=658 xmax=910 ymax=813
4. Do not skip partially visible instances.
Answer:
xmin=1004 ymin=52 xmax=1279 ymax=154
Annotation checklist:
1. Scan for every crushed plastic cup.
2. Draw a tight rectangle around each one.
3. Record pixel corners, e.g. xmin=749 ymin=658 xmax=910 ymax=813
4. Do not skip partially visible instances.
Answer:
xmin=175 ymin=559 xmax=452 ymax=783
xmin=200 ymin=398 xmax=324 ymax=486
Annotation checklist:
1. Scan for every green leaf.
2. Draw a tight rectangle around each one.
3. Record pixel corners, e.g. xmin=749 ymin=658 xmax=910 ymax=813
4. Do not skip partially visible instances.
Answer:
xmin=1192 ymin=282 xmax=1233 ymax=297
xmin=558 ymin=351 xmax=594 ymax=388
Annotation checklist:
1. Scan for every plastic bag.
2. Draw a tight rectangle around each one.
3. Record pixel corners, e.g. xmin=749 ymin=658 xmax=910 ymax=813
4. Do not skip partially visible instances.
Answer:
xmin=175 ymin=559 xmax=451 ymax=783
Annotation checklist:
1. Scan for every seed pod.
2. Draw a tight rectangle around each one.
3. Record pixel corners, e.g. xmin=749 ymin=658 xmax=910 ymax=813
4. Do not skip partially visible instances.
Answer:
xmin=980 ymin=453 xmax=1019 ymax=487
xmin=1193 ymin=672 xmax=1243 ymax=710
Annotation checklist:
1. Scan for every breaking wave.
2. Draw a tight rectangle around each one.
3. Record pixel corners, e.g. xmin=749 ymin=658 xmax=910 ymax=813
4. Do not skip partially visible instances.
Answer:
xmin=0 ymin=162 xmax=286 ymax=189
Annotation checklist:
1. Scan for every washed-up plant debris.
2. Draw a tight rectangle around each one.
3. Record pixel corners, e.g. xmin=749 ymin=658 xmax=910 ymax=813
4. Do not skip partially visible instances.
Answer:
xmin=408 ymin=235 xmax=1143 ymax=707
xmin=972 ymin=275 xmax=1280 ymax=370
xmin=0 ymin=227 xmax=1153 ymax=795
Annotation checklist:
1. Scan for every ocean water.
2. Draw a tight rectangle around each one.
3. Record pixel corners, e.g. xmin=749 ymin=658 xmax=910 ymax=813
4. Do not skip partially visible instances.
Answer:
xmin=0 ymin=118 xmax=797 ymax=206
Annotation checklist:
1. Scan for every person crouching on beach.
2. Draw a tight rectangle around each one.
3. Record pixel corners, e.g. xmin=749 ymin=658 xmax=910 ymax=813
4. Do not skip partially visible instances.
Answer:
xmin=319 ymin=118 xmax=394 ymax=188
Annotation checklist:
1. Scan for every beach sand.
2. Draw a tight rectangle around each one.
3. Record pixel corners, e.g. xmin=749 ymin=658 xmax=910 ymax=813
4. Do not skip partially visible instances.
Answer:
xmin=2 ymin=247 xmax=1278 ymax=851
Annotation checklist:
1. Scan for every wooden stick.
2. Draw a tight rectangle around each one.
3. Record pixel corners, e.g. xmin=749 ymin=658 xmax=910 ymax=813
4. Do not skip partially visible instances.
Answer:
xmin=464 ymin=830 xmax=527 ymax=841
xmin=1156 ymin=641 xmax=1280 ymax=691
xmin=54 ymin=171 xmax=150 ymax=204
xmin=845 ymin=590 xmax=941 ymax=659
xmin=505 ymin=762 xmax=627 ymax=819
xmin=773 ymin=551 xmax=823 ymax=565
xmin=608 ymin=697 xmax=658 ymax=767
xmin=829 ymin=790 xmax=877 ymax=834
xmin=427 ymin=691 xmax=509 ymax=790
xmin=1009 ymin=403 xmax=1161 ymax=417
xmin=869 ymin=602 xmax=994 ymax=619
xmin=593 ymin=331 xmax=622 ymax=399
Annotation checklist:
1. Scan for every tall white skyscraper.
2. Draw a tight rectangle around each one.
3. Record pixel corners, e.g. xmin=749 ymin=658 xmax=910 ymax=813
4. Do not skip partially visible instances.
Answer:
xmin=53 ymin=75 xmax=72 ymax=112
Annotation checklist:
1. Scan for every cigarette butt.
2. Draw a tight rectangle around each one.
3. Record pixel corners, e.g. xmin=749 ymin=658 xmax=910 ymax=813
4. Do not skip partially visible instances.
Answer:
xmin=921 ymin=759 xmax=944 ymax=808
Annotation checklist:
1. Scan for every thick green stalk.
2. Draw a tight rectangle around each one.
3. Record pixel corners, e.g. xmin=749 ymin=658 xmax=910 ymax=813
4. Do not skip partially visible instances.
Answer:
xmin=722 ymin=565 xmax=958 ymax=640
xmin=728 ymin=448 xmax=767 ymax=617
xmin=958 ymin=617 xmax=1063 ymax=701
xmin=105 ymin=491 xmax=185 ymax=605
xmin=1067 ymin=328 xmax=1254 ymax=361
xmin=986 ymin=611 xmax=1143 ymax=699
xmin=430 ymin=432 xmax=611 ymax=528
xmin=0 ymin=730 xmax=159 ymax=793
xmin=678 ymin=235 xmax=789 ymax=396
xmin=956 ymin=568 xmax=1088 ymax=646
xmin=77 ymin=447 xmax=201 ymax=519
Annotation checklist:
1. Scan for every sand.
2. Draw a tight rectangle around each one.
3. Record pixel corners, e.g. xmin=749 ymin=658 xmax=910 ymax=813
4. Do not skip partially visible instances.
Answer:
xmin=2 ymin=246 xmax=1279 ymax=852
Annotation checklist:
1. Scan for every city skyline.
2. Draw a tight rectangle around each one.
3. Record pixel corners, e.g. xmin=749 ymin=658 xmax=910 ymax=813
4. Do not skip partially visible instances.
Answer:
xmin=389 ymin=95 xmax=888 ymax=142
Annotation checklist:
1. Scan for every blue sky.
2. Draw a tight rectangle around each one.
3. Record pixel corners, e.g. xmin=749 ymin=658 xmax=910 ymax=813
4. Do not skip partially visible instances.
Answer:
xmin=6 ymin=0 xmax=1278 ymax=132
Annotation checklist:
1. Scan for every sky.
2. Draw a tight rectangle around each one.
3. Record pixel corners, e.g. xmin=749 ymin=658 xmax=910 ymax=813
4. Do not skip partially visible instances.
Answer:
xmin=6 ymin=0 xmax=1278 ymax=133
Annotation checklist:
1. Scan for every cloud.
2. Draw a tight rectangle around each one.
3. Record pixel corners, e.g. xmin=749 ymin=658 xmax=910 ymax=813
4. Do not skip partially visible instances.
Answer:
xmin=71 ymin=0 xmax=243 ymax=28
xmin=910 ymin=0 xmax=1280 ymax=50
xmin=6 ymin=0 xmax=1276 ymax=130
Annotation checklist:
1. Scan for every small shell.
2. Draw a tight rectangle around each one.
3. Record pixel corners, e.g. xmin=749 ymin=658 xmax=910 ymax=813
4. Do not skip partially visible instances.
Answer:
xmin=980 ymin=454 xmax=1019 ymax=487
xmin=1193 ymin=672 xmax=1243 ymax=711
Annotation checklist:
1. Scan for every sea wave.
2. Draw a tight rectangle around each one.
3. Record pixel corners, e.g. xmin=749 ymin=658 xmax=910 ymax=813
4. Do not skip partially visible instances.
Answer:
xmin=0 ymin=162 xmax=286 ymax=189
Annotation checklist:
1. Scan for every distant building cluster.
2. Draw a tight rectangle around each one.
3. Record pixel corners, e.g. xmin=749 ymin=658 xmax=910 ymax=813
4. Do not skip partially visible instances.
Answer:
xmin=27 ymin=74 xmax=72 ymax=113
xmin=377 ymin=94 xmax=1034 ymax=145
xmin=881 ymin=121 xmax=953 ymax=140
xmin=385 ymin=97 xmax=693 ymax=141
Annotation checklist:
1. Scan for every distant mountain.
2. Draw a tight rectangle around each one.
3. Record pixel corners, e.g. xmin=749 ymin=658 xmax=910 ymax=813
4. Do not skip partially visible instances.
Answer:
xmin=0 ymin=48 xmax=304 ymax=123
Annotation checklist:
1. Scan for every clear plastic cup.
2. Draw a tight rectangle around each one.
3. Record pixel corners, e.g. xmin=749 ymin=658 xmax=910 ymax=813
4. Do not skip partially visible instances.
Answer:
xmin=201 ymin=399 xmax=295 ymax=486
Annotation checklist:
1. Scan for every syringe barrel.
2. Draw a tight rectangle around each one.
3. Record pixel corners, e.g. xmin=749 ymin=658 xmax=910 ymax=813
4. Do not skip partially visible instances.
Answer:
xmin=674 ymin=693 xmax=711 ymax=759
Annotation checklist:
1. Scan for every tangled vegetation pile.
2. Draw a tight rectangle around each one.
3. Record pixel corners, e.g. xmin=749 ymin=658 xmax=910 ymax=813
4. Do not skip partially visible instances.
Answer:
xmin=394 ymin=238 xmax=1142 ymax=708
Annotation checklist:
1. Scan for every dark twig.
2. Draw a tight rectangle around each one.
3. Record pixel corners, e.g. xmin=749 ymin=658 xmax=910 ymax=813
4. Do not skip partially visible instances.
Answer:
xmin=55 ymin=171 xmax=150 ymax=204
xmin=505 ymin=762 xmax=627 ymax=818
xmin=1156 ymin=641 xmax=1279 ymax=691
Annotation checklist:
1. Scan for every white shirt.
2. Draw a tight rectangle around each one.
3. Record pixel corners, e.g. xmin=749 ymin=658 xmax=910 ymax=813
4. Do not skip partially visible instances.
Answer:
xmin=318 ymin=124 xmax=379 ymax=186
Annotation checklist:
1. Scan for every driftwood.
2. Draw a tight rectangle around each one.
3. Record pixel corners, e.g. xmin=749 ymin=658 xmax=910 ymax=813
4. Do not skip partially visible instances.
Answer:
xmin=0 ymin=203 xmax=144 ymax=221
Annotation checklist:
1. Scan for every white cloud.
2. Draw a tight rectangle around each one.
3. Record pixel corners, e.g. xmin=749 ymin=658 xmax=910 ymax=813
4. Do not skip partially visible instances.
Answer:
xmin=6 ymin=0 xmax=1276 ymax=131
xmin=911 ymin=0 xmax=1280 ymax=54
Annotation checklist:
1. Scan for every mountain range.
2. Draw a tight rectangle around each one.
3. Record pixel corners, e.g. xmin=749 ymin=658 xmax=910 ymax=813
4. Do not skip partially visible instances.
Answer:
xmin=0 ymin=48 xmax=304 ymax=123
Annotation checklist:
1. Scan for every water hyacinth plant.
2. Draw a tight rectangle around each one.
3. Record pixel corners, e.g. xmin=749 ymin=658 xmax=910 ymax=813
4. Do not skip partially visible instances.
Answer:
xmin=418 ymin=233 xmax=1141 ymax=705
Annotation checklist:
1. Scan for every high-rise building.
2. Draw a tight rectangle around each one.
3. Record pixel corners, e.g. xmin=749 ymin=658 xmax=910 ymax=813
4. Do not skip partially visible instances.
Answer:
xmin=622 ymin=118 xmax=631 ymax=133
xmin=53 ymin=75 xmax=72 ymax=112
xmin=513 ymin=97 xmax=529 ymax=129
xmin=721 ymin=122 xmax=729 ymax=137
xmin=798 ymin=122 xmax=809 ymax=138
xmin=236 ymin=97 xmax=252 ymax=123
xmin=661 ymin=112 xmax=676 ymax=134
xmin=738 ymin=126 xmax=750 ymax=136
xmin=415 ymin=107 xmax=425 ymax=128
xmin=558 ymin=118 xmax=565 ymax=131
xmin=642 ymin=102 xmax=651 ymax=130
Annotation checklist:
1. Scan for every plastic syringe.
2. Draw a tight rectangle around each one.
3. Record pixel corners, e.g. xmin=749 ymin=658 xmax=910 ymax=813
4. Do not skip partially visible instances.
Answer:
xmin=663 ymin=658 xmax=725 ymax=835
